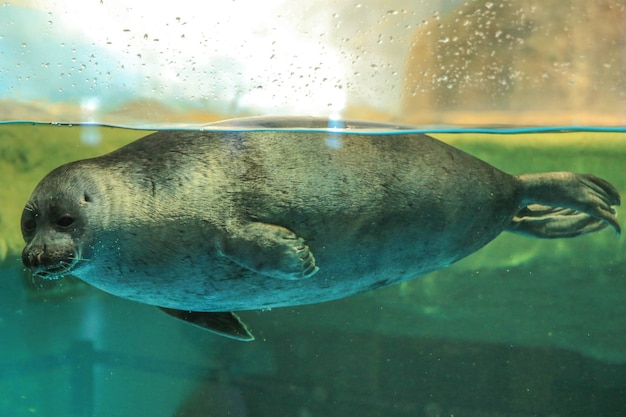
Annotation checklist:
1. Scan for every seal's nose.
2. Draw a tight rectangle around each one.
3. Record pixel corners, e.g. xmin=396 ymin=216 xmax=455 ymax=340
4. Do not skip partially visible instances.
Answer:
xmin=22 ymin=244 xmax=45 ymax=268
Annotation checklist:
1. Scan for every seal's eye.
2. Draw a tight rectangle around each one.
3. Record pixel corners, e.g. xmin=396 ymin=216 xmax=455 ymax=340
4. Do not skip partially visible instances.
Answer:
xmin=22 ymin=217 xmax=37 ymax=234
xmin=56 ymin=215 xmax=75 ymax=228
xmin=83 ymin=192 xmax=92 ymax=203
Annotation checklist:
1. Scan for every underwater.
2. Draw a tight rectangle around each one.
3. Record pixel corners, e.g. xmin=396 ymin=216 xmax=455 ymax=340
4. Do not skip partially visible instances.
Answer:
xmin=1 ymin=1 xmax=625 ymax=416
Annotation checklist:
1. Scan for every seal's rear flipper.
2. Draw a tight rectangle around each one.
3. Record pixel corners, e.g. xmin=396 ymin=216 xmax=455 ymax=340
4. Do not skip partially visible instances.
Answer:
xmin=159 ymin=307 xmax=254 ymax=341
xmin=512 ymin=172 xmax=621 ymax=238
xmin=508 ymin=205 xmax=613 ymax=238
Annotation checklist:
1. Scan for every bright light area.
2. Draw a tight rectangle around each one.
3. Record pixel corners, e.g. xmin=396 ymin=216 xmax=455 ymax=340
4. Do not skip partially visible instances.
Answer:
xmin=5 ymin=0 xmax=351 ymax=116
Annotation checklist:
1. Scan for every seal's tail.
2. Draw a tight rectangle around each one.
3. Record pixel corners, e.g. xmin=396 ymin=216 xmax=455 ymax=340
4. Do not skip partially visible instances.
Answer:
xmin=507 ymin=172 xmax=621 ymax=238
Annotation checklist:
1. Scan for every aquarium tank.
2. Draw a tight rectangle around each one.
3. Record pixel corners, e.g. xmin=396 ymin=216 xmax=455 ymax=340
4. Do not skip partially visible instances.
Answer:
xmin=0 ymin=0 xmax=625 ymax=416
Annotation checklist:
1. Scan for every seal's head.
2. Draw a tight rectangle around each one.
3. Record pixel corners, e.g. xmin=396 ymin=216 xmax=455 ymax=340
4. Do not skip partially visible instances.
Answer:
xmin=21 ymin=162 xmax=98 ymax=279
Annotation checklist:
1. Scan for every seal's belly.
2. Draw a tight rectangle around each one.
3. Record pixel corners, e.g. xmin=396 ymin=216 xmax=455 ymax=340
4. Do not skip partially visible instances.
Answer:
xmin=76 ymin=258 xmax=434 ymax=312
xmin=74 ymin=217 xmax=495 ymax=312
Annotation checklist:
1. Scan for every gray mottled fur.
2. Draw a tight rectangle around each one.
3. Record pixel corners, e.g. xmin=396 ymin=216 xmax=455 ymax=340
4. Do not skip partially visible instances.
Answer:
xmin=21 ymin=129 xmax=620 ymax=312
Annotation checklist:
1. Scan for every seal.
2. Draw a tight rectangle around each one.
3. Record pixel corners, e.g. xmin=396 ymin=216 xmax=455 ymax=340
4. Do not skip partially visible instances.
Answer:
xmin=21 ymin=118 xmax=621 ymax=341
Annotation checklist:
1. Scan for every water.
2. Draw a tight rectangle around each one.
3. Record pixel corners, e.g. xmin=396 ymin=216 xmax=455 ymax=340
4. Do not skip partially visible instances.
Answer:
xmin=1 ymin=122 xmax=625 ymax=416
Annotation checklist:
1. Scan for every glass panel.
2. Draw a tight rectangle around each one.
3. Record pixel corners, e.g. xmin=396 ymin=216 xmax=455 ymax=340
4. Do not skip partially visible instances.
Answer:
xmin=1 ymin=2 xmax=625 ymax=416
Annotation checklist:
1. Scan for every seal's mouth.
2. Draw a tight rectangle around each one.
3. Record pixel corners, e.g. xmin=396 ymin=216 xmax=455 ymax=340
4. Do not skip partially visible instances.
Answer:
xmin=33 ymin=260 xmax=77 ymax=280
xmin=24 ymin=247 xmax=82 ymax=280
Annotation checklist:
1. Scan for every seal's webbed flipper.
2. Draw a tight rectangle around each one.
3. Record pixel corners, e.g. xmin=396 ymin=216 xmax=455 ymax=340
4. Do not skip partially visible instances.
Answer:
xmin=508 ymin=205 xmax=613 ymax=238
xmin=218 ymin=222 xmax=319 ymax=280
xmin=159 ymin=307 xmax=254 ymax=341
xmin=512 ymin=172 xmax=621 ymax=238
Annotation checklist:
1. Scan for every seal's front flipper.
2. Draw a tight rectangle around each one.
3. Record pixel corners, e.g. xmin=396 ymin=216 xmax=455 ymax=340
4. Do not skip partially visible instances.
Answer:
xmin=159 ymin=307 xmax=254 ymax=341
xmin=219 ymin=222 xmax=319 ymax=280
xmin=514 ymin=172 xmax=621 ymax=237
xmin=508 ymin=205 xmax=611 ymax=238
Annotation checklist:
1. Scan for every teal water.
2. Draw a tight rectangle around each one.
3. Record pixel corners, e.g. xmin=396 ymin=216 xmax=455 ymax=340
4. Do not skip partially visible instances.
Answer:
xmin=2 ymin=259 xmax=626 ymax=417
xmin=1 ymin=121 xmax=625 ymax=416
